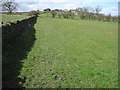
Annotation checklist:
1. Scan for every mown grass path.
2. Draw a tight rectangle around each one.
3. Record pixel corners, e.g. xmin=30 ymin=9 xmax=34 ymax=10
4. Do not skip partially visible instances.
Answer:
xmin=19 ymin=17 xmax=118 ymax=88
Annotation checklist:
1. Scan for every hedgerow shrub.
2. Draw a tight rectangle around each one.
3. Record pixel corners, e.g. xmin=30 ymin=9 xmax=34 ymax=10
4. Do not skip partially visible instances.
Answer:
xmin=51 ymin=11 xmax=57 ymax=18
xmin=28 ymin=10 xmax=39 ymax=16
xmin=62 ymin=12 xmax=75 ymax=19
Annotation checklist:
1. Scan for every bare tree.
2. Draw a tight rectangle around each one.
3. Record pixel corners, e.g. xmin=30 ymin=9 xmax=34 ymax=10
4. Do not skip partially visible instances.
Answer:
xmin=83 ymin=6 xmax=89 ymax=12
xmin=95 ymin=6 xmax=102 ymax=14
xmin=1 ymin=0 xmax=18 ymax=14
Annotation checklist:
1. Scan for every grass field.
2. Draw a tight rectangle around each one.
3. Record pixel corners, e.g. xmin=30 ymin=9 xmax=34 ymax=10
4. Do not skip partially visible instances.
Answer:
xmin=3 ymin=14 xmax=118 ymax=88
xmin=1 ymin=14 xmax=29 ymax=23
xmin=19 ymin=16 xmax=118 ymax=88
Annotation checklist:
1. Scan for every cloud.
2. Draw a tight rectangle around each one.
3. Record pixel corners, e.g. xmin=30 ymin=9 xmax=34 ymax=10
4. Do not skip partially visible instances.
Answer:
xmin=16 ymin=0 xmax=69 ymax=3
xmin=16 ymin=0 xmax=119 ymax=3
xmin=100 ymin=6 xmax=118 ymax=16
xmin=64 ymin=4 xmax=77 ymax=9
xmin=26 ymin=3 xmax=47 ymax=10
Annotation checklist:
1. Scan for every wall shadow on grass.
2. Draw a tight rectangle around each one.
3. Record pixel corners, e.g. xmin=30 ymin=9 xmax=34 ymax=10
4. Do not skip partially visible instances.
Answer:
xmin=2 ymin=17 xmax=37 ymax=88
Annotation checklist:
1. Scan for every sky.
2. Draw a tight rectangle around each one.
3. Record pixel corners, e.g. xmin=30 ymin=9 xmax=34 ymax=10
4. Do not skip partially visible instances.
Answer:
xmin=15 ymin=0 xmax=119 ymax=16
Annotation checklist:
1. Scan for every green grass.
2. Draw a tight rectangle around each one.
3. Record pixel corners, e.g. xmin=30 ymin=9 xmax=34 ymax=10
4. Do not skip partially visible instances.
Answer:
xmin=1 ymin=14 xmax=29 ymax=23
xmin=17 ymin=16 xmax=118 ymax=88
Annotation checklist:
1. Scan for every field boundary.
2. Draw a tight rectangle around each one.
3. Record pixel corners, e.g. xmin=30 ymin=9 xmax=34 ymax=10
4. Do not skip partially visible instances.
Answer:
xmin=2 ymin=16 xmax=37 ymax=48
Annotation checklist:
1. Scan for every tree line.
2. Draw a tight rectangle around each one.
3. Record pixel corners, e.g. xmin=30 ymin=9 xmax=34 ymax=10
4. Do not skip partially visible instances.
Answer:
xmin=47 ymin=6 xmax=118 ymax=22
xmin=76 ymin=6 xmax=118 ymax=22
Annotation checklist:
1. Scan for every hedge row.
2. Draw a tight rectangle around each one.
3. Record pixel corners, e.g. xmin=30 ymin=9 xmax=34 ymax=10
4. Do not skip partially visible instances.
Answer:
xmin=2 ymin=16 xmax=37 ymax=48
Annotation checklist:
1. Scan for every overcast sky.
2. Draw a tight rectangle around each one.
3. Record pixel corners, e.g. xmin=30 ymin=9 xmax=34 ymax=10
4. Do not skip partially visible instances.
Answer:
xmin=16 ymin=0 xmax=119 ymax=16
